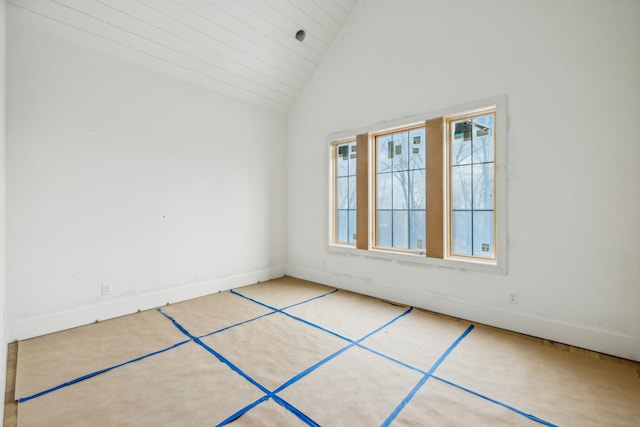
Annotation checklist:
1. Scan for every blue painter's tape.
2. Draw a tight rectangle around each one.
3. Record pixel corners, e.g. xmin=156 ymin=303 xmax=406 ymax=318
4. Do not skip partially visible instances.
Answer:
xmin=216 ymin=395 xmax=270 ymax=427
xmin=216 ymin=394 xmax=320 ymax=427
xmin=274 ymin=341 xmax=356 ymax=393
xmin=280 ymin=288 xmax=339 ymax=310
xmin=381 ymin=324 xmax=475 ymax=426
xmin=18 ymin=339 xmax=191 ymax=403
xmin=199 ymin=311 xmax=277 ymax=339
xmin=280 ymin=311 xmax=353 ymax=342
xmin=358 ymin=307 xmax=413 ymax=342
xmin=232 ymin=289 xmax=413 ymax=346
xmin=194 ymin=337 xmax=271 ymax=395
xmin=272 ymin=395 xmax=320 ymax=427
xmin=161 ymin=303 xmax=322 ymax=426
xmin=157 ymin=308 xmax=197 ymax=339
xmin=358 ymin=344 xmax=556 ymax=427
xmin=230 ymin=287 xmax=338 ymax=312
xmin=231 ymin=289 xmax=354 ymax=342
xmin=274 ymin=307 xmax=414 ymax=394
xmin=230 ymin=289 xmax=280 ymax=311
xmin=158 ymin=307 xmax=273 ymax=395
xmin=356 ymin=343 xmax=426 ymax=375
xmin=432 ymin=375 xmax=558 ymax=427
xmin=203 ymin=288 xmax=340 ymax=340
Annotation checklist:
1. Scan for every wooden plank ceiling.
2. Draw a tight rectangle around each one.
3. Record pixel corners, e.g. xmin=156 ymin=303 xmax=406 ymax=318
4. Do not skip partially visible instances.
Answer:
xmin=8 ymin=0 xmax=359 ymax=110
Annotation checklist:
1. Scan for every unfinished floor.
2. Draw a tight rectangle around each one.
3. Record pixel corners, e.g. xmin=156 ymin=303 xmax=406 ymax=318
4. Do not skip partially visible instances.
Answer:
xmin=4 ymin=277 xmax=640 ymax=426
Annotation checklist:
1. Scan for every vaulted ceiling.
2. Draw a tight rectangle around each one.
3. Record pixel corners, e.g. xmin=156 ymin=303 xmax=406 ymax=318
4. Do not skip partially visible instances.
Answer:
xmin=8 ymin=0 xmax=360 ymax=110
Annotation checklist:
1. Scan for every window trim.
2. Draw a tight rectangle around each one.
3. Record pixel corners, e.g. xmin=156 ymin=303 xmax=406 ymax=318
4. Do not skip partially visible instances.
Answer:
xmin=329 ymin=137 xmax=357 ymax=247
xmin=327 ymin=96 xmax=507 ymax=274
xmin=371 ymin=123 xmax=427 ymax=254
xmin=445 ymin=107 xmax=497 ymax=262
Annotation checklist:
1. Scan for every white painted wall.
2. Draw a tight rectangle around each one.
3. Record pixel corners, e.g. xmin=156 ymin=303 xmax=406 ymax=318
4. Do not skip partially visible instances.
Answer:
xmin=0 ymin=0 xmax=7 ymax=422
xmin=287 ymin=0 xmax=640 ymax=361
xmin=6 ymin=13 xmax=287 ymax=340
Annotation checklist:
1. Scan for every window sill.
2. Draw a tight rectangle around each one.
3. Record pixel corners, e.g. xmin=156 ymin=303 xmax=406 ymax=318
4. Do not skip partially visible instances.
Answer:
xmin=327 ymin=244 xmax=506 ymax=275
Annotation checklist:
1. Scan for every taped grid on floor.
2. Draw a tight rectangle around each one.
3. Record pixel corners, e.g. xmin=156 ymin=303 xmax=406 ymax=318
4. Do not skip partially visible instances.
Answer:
xmin=16 ymin=286 xmax=558 ymax=426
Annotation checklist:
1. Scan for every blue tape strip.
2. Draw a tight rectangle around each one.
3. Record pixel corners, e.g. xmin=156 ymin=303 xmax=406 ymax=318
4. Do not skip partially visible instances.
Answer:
xmin=18 ymin=339 xmax=191 ymax=403
xmin=381 ymin=324 xmax=475 ymax=426
xmin=217 ymin=394 xmax=319 ymax=427
xmin=274 ymin=307 xmax=413 ymax=394
xmin=281 ymin=288 xmax=339 ymax=310
xmin=159 ymin=307 xmax=321 ymax=426
xmin=201 ymin=288 xmax=339 ymax=340
xmin=165 ymin=291 xmax=558 ymax=427
xmin=230 ymin=289 xmax=285 ymax=310
xmin=199 ymin=311 xmax=276 ymax=339
xmin=216 ymin=395 xmax=270 ymax=426
xmin=158 ymin=308 xmax=197 ymax=339
xmin=232 ymin=289 xmax=422 ymax=374
xmin=230 ymin=288 xmax=337 ymax=312
xmin=272 ymin=394 xmax=321 ymax=427
xmin=356 ymin=343 xmax=426 ymax=375
xmin=19 ymin=287 xmax=556 ymax=427
xmin=158 ymin=308 xmax=271 ymax=394
xmin=231 ymin=289 xmax=354 ymax=342
xmin=432 ymin=375 xmax=558 ymax=427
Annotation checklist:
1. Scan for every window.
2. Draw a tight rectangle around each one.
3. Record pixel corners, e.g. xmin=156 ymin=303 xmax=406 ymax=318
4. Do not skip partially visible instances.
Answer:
xmin=374 ymin=126 xmax=426 ymax=252
xmin=332 ymin=139 xmax=357 ymax=245
xmin=447 ymin=110 xmax=496 ymax=260
xmin=329 ymin=98 xmax=505 ymax=271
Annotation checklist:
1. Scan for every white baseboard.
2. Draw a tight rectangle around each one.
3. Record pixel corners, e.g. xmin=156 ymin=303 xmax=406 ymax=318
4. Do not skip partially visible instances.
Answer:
xmin=286 ymin=264 xmax=640 ymax=362
xmin=8 ymin=265 xmax=285 ymax=341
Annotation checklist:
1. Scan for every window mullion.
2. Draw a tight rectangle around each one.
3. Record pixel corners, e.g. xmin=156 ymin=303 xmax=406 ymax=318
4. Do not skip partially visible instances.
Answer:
xmin=425 ymin=117 xmax=444 ymax=258
xmin=355 ymin=133 xmax=369 ymax=250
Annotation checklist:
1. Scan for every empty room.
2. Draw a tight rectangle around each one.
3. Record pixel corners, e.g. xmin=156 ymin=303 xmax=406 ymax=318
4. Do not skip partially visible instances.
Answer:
xmin=1 ymin=0 xmax=639 ymax=425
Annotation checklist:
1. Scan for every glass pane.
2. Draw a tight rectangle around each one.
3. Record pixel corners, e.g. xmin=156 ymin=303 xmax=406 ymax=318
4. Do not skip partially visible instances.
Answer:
xmin=472 ymin=116 xmax=494 ymax=164
xmin=392 ymin=131 xmax=409 ymax=172
xmin=377 ymin=172 xmax=392 ymax=209
xmin=451 ymin=122 xmax=472 ymax=166
xmin=348 ymin=209 xmax=357 ymax=244
xmin=472 ymin=163 xmax=494 ymax=210
xmin=473 ymin=211 xmax=494 ymax=257
xmin=337 ymin=210 xmax=349 ymax=243
xmin=451 ymin=165 xmax=472 ymax=209
xmin=409 ymin=210 xmax=426 ymax=250
xmin=452 ymin=211 xmax=472 ymax=255
xmin=377 ymin=210 xmax=392 ymax=247
xmin=409 ymin=128 xmax=426 ymax=170
xmin=348 ymin=176 xmax=357 ymax=209
xmin=392 ymin=171 xmax=409 ymax=209
xmin=337 ymin=176 xmax=349 ymax=209
xmin=377 ymin=135 xmax=393 ymax=173
xmin=348 ymin=142 xmax=357 ymax=175
xmin=392 ymin=210 xmax=408 ymax=249
xmin=337 ymin=143 xmax=352 ymax=177
xmin=409 ymin=169 xmax=425 ymax=210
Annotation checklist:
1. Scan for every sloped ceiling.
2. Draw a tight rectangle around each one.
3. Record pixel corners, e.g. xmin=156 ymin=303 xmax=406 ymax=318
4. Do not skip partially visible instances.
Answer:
xmin=8 ymin=0 xmax=359 ymax=110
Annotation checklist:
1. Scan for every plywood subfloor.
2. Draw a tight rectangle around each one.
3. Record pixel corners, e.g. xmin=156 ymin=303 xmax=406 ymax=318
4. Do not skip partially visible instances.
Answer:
xmin=7 ymin=276 xmax=640 ymax=426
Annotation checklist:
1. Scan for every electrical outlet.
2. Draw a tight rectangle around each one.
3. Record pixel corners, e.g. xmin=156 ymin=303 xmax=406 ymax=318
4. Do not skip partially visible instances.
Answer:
xmin=101 ymin=282 xmax=113 ymax=296
xmin=508 ymin=291 xmax=518 ymax=304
